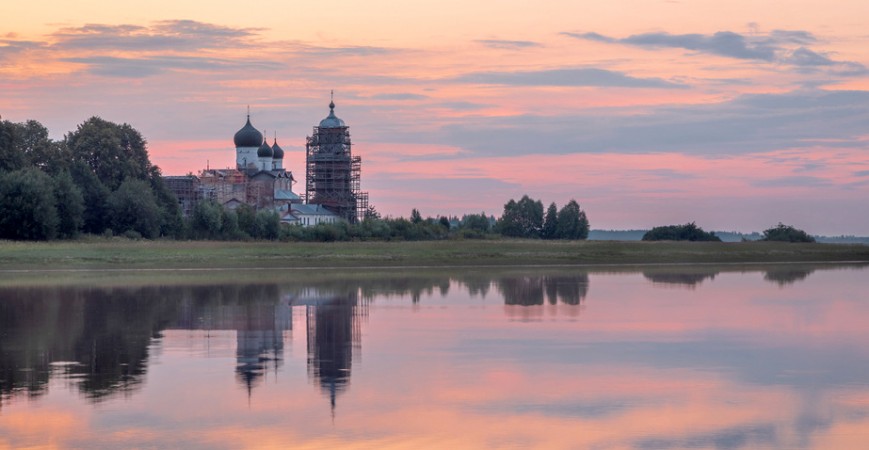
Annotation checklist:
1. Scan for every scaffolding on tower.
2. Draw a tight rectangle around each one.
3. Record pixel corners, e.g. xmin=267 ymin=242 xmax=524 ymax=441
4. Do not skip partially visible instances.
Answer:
xmin=305 ymin=117 xmax=368 ymax=223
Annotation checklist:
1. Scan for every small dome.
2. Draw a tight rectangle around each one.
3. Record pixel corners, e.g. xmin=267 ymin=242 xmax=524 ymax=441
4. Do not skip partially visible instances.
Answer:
xmin=272 ymin=138 xmax=284 ymax=159
xmin=257 ymin=137 xmax=273 ymax=158
xmin=234 ymin=115 xmax=263 ymax=148
xmin=318 ymin=100 xmax=346 ymax=128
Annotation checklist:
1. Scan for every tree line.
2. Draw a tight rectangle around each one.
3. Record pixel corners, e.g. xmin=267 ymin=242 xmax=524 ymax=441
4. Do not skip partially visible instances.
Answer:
xmin=1 ymin=117 xmax=592 ymax=242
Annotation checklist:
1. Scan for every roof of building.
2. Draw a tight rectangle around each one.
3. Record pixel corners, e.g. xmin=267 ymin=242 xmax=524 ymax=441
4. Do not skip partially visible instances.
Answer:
xmin=292 ymin=204 xmax=340 ymax=217
xmin=275 ymin=189 xmax=301 ymax=201
xmin=272 ymin=138 xmax=284 ymax=159
xmin=257 ymin=137 xmax=273 ymax=158
xmin=318 ymin=100 xmax=346 ymax=128
xmin=234 ymin=115 xmax=263 ymax=148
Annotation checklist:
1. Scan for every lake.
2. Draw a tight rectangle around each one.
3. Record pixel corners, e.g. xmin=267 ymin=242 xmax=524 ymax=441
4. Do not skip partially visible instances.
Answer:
xmin=1 ymin=264 xmax=868 ymax=449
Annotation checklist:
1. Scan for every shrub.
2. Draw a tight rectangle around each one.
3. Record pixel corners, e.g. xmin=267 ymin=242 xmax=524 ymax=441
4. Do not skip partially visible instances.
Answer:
xmin=761 ymin=223 xmax=815 ymax=243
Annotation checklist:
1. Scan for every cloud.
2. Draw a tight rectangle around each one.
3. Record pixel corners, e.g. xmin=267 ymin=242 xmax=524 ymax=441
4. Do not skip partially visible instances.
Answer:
xmin=61 ymin=55 xmax=282 ymax=77
xmin=453 ymin=67 xmax=685 ymax=88
xmin=564 ymin=29 xmax=867 ymax=75
xmin=853 ymin=170 xmax=869 ymax=177
xmin=51 ymin=20 xmax=258 ymax=52
xmin=389 ymin=88 xmax=869 ymax=158
xmin=751 ymin=176 xmax=832 ymax=188
xmin=368 ymin=93 xmax=429 ymax=101
xmin=476 ymin=39 xmax=542 ymax=49
xmin=0 ymin=39 xmax=43 ymax=60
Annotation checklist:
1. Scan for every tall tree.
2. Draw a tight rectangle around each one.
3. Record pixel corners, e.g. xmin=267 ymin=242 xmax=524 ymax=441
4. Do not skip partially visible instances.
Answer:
xmin=542 ymin=202 xmax=558 ymax=240
xmin=0 ymin=168 xmax=59 ymax=240
xmin=70 ymin=160 xmax=110 ymax=234
xmin=556 ymin=199 xmax=587 ymax=240
xmin=66 ymin=117 xmax=153 ymax=190
xmin=0 ymin=120 xmax=26 ymax=172
xmin=53 ymin=170 xmax=85 ymax=239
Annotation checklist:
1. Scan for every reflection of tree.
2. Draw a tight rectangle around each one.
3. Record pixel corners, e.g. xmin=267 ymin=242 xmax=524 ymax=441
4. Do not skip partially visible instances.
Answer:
xmin=497 ymin=274 xmax=590 ymax=306
xmin=763 ymin=268 xmax=815 ymax=286
xmin=643 ymin=270 xmax=718 ymax=287
xmin=0 ymin=284 xmax=292 ymax=407
xmin=0 ymin=286 xmax=180 ymax=405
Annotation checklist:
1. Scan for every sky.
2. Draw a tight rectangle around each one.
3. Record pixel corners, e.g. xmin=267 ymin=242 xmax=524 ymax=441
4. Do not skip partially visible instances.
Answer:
xmin=1 ymin=0 xmax=868 ymax=234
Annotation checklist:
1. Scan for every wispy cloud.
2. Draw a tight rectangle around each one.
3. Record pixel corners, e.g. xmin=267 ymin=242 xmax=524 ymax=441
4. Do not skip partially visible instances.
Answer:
xmin=564 ymin=29 xmax=867 ymax=75
xmin=51 ymin=20 xmax=258 ymax=52
xmin=453 ymin=67 xmax=685 ymax=88
xmin=751 ymin=175 xmax=832 ymax=188
xmin=61 ymin=55 xmax=282 ymax=77
xmin=476 ymin=39 xmax=542 ymax=49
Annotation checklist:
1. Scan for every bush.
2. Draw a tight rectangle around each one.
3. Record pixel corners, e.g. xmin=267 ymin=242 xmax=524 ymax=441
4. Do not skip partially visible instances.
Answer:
xmin=761 ymin=223 xmax=815 ymax=243
xmin=642 ymin=223 xmax=721 ymax=242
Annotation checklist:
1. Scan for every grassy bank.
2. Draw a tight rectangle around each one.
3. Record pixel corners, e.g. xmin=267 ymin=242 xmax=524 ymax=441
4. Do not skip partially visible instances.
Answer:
xmin=0 ymin=239 xmax=867 ymax=272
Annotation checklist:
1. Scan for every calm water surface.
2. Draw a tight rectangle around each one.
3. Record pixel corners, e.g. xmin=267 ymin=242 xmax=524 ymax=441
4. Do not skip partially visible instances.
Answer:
xmin=1 ymin=264 xmax=868 ymax=449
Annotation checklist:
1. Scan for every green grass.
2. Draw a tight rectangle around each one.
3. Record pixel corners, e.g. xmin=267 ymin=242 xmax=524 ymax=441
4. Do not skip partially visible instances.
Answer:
xmin=0 ymin=238 xmax=867 ymax=272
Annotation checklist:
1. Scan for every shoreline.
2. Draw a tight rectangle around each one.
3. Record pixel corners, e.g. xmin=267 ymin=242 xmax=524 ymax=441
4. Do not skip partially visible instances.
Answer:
xmin=1 ymin=239 xmax=867 ymax=272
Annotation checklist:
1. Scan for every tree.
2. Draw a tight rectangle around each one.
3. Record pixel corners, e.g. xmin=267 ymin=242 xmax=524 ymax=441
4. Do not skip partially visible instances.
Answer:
xmin=761 ymin=223 xmax=815 ymax=243
xmin=148 ymin=169 xmax=183 ymax=238
xmin=0 ymin=120 xmax=26 ymax=172
xmin=410 ymin=208 xmax=423 ymax=224
xmin=69 ymin=160 xmax=110 ymax=234
xmin=555 ymin=199 xmax=589 ymax=240
xmin=53 ymin=170 xmax=84 ymax=239
xmin=191 ymin=200 xmax=223 ymax=239
xmin=462 ymin=212 xmax=491 ymax=233
xmin=642 ymin=222 xmax=721 ymax=242
xmin=497 ymin=195 xmax=544 ymax=238
xmin=66 ymin=117 xmax=154 ymax=191
xmin=438 ymin=216 xmax=451 ymax=229
xmin=542 ymin=202 xmax=558 ymax=240
xmin=236 ymin=204 xmax=257 ymax=237
xmin=363 ymin=204 xmax=381 ymax=221
xmin=253 ymin=210 xmax=280 ymax=240
xmin=107 ymin=179 xmax=161 ymax=239
xmin=0 ymin=168 xmax=58 ymax=240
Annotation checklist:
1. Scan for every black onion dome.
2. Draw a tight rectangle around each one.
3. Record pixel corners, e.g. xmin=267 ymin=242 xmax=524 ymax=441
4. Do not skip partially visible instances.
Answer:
xmin=272 ymin=138 xmax=284 ymax=159
xmin=234 ymin=116 xmax=263 ymax=148
xmin=257 ymin=137 xmax=273 ymax=158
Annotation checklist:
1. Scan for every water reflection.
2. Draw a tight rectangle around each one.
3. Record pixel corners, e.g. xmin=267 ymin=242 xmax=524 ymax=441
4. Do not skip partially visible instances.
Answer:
xmin=1 ymin=264 xmax=868 ymax=448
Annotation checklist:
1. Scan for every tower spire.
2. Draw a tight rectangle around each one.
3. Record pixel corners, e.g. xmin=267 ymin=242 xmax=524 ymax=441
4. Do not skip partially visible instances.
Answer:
xmin=247 ymin=105 xmax=250 ymax=118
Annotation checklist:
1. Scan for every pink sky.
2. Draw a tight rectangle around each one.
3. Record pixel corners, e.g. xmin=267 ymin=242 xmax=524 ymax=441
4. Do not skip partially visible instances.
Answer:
xmin=1 ymin=1 xmax=868 ymax=233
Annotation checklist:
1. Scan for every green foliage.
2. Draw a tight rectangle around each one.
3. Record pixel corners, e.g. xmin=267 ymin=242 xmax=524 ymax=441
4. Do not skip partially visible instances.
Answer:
xmin=66 ymin=117 xmax=154 ymax=191
xmin=191 ymin=200 xmax=224 ymax=240
xmin=410 ymin=208 xmax=423 ymax=224
xmin=253 ymin=210 xmax=280 ymax=240
xmin=0 ymin=168 xmax=59 ymax=240
xmin=555 ymin=199 xmax=589 ymax=240
xmin=642 ymin=222 xmax=721 ymax=242
xmin=107 ymin=179 xmax=161 ymax=239
xmin=236 ymin=204 xmax=257 ymax=237
xmin=461 ymin=213 xmax=491 ymax=233
xmin=438 ymin=216 xmax=451 ymax=229
xmin=497 ymin=195 xmax=544 ymax=238
xmin=364 ymin=205 xmax=381 ymax=221
xmin=69 ymin=160 xmax=110 ymax=234
xmin=0 ymin=120 xmax=27 ymax=172
xmin=148 ymin=172 xmax=183 ymax=238
xmin=761 ymin=223 xmax=816 ymax=243
xmin=53 ymin=170 xmax=84 ymax=239
xmin=542 ymin=202 xmax=558 ymax=240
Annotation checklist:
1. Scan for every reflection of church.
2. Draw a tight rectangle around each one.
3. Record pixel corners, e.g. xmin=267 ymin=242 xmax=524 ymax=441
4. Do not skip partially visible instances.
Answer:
xmin=289 ymin=289 xmax=365 ymax=413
